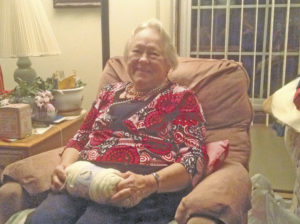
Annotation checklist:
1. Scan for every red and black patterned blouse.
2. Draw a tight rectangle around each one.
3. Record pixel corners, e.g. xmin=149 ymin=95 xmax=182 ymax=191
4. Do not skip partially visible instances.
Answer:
xmin=65 ymin=82 xmax=208 ymax=176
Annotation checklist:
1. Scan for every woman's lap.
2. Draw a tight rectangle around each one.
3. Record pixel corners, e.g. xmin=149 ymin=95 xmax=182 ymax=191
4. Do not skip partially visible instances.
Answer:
xmin=26 ymin=191 xmax=186 ymax=224
xmin=25 ymin=192 xmax=88 ymax=224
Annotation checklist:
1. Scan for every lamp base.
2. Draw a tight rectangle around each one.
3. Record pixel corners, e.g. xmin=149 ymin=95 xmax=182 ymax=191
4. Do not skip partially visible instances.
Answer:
xmin=14 ymin=57 xmax=37 ymax=83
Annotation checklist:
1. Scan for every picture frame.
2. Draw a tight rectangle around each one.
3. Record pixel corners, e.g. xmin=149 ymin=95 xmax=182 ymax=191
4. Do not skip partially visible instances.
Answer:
xmin=53 ymin=0 xmax=101 ymax=8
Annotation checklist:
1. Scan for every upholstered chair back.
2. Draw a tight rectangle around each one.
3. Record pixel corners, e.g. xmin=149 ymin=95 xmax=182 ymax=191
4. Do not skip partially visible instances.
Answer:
xmin=98 ymin=56 xmax=253 ymax=169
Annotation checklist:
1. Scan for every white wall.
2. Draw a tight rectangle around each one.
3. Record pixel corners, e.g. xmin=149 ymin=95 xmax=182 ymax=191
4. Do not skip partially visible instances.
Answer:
xmin=109 ymin=0 xmax=173 ymax=57
xmin=0 ymin=0 xmax=173 ymax=110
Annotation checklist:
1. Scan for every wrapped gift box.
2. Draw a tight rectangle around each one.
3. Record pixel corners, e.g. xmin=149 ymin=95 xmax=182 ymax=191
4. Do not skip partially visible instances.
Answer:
xmin=0 ymin=104 xmax=32 ymax=139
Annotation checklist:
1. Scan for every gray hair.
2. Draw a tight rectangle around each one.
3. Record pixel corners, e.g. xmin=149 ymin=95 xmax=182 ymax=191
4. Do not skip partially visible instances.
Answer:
xmin=124 ymin=18 xmax=178 ymax=70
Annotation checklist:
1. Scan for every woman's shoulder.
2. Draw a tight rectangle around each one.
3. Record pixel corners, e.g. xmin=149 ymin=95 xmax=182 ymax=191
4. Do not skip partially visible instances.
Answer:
xmin=156 ymin=83 xmax=197 ymax=106
xmin=168 ymin=82 xmax=194 ymax=95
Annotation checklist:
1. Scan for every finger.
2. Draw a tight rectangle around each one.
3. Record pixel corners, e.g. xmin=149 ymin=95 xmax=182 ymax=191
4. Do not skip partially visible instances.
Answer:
xmin=51 ymin=174 xmax=65 ymax=192
xmin=117 ymin=171 xmax=132 ymax=179
xmin=110 ymin=188 xmax=131 ymax=202
xmin=51 ymin=178 xmax=61 ymax=192
xmin=54 ymin=166 xmax=67 ymax=182
xmin=174 ymin=206 xmax=189 ymax=224
xmin=51 ymin=184 xmax=62 ymax=192
xmin=56 ymin=170 xmax=66 ymax=182
xmin=117 ymin=177 xmax=134 ymax=190
xmin=121 ymin=198 xmax=134 ymax=208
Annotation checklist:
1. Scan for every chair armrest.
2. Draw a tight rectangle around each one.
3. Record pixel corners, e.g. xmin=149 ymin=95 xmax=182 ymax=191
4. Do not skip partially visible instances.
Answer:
xmin=175 ymin=162 xmax=251 ymax=224
xmin=1 ymin=147 xmax=63 ymax=195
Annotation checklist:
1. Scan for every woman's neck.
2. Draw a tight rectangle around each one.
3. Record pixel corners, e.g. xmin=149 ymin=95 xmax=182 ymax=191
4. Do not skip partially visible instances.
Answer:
xmin=127 ymin=79 xmax=169 ymax=99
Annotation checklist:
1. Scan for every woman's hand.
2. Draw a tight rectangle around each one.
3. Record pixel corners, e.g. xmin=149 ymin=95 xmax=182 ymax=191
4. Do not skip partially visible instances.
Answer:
xmin=50 ymin=147 xmax=79 ymax=192
xmin=50 ymin=164 xmax=67 ymax=192
xmin=109 ymin=171 xmax=157 ymax=208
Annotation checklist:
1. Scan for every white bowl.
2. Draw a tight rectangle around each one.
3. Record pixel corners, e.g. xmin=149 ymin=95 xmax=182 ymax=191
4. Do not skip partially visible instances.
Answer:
xmin=53 ymin=86 xmax=84 ymax=112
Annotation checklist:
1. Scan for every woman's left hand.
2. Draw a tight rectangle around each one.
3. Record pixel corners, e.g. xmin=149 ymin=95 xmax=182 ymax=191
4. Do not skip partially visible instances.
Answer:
xmin=109 ymin=171 xmax=157 ymax=208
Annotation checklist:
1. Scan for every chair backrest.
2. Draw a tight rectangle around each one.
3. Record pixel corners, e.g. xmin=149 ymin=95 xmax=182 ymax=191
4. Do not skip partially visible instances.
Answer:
xmin=98 ymin=56 xmax=253 ymax=169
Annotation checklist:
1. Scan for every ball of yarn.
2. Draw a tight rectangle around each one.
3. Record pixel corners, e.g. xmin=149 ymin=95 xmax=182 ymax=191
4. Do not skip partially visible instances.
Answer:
xmin=65 ymin=161 xmax=123 ymax=204
xmin=89 ymin=168 xmax=124 ymax=203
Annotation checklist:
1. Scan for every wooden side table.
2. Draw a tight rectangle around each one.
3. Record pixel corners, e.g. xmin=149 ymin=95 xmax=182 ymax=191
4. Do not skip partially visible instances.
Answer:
xmin=0 ymin=113 xmax=85 ymax=170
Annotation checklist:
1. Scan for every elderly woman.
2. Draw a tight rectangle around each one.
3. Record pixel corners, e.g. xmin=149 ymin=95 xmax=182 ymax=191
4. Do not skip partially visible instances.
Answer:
xmin=25 ymin=19 xmax=208 ymax=224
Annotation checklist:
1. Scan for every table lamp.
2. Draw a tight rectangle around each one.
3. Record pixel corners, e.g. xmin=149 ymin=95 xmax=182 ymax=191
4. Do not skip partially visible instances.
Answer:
xmin=0 ymin=0 xmax=61 ymax=83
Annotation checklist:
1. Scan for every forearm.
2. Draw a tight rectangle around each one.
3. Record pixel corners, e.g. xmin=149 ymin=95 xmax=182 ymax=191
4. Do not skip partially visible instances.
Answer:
xmin=111 ymin=162 xmax=192 ymax=207
xmin=60 ymin=147 xmax=80 ymax=167
xmin=153 ymin=163 xmax=192 ymax=193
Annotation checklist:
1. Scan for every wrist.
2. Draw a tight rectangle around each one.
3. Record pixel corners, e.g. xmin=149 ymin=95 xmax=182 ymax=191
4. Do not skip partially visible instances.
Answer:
xmin=151 ymin=172 xmax=159 ymax=192
xmin=144 ymin=173 xmax=159 ymax=194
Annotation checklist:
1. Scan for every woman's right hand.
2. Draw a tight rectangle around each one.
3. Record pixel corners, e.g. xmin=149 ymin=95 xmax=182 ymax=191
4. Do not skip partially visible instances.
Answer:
xmin=51 ymin=164 xmax=67 ymax=192
xmin=50 ymin=147 xmax=80 ymax=192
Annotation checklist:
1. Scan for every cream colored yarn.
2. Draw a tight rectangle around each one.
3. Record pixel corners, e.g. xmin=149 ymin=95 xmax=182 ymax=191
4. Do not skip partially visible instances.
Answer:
xmin=65 ymin=161 xmax=123 ymax=204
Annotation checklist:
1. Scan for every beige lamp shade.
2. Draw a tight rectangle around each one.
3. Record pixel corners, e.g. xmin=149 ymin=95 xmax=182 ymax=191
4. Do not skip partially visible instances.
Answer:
xmin=0 ymin=0 xmax=61 ymax=82
xmin=0 ymin=0 xmax=61 ymax=57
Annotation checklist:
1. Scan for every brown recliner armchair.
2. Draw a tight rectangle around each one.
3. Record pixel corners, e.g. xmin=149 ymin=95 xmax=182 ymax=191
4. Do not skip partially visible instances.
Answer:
xmin=0 ymin=56 xmax=253 ymax=224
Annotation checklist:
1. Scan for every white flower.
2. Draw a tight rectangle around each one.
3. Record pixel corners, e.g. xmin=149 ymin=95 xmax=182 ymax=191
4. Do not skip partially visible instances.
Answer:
xmin=34 ymin=91 xmax=55 ymax=111
xmin=35 ymin=96 xmax=43 ymax=108
xmin=36 ymin=101 xmax=43 ymax=109
xmin=45 ymin=90 xmax=54 ymax=100
xmin=43 ymin=96 xmax=50 ymax=103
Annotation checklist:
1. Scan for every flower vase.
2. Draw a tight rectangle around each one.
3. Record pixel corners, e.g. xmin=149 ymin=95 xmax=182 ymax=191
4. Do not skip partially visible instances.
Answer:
xmin=32 ymin=106 xmax=57 ymax=123
xmin=32 ymin=90 xmax=57 ymax=124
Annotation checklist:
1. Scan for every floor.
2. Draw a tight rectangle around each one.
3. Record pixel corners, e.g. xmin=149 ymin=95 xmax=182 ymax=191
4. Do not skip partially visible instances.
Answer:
xmin=249 ymin=124 xmax=296 ymax=192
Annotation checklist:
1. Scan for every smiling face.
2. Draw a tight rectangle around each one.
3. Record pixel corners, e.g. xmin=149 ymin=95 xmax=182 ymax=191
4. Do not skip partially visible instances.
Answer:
xmin=126 ymin=28 xmax=171 ymax=92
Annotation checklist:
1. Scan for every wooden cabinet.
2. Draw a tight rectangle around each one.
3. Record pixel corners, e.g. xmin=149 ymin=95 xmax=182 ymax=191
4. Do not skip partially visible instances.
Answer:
xmin=0 ymin=113 xmax=85 ymax=170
